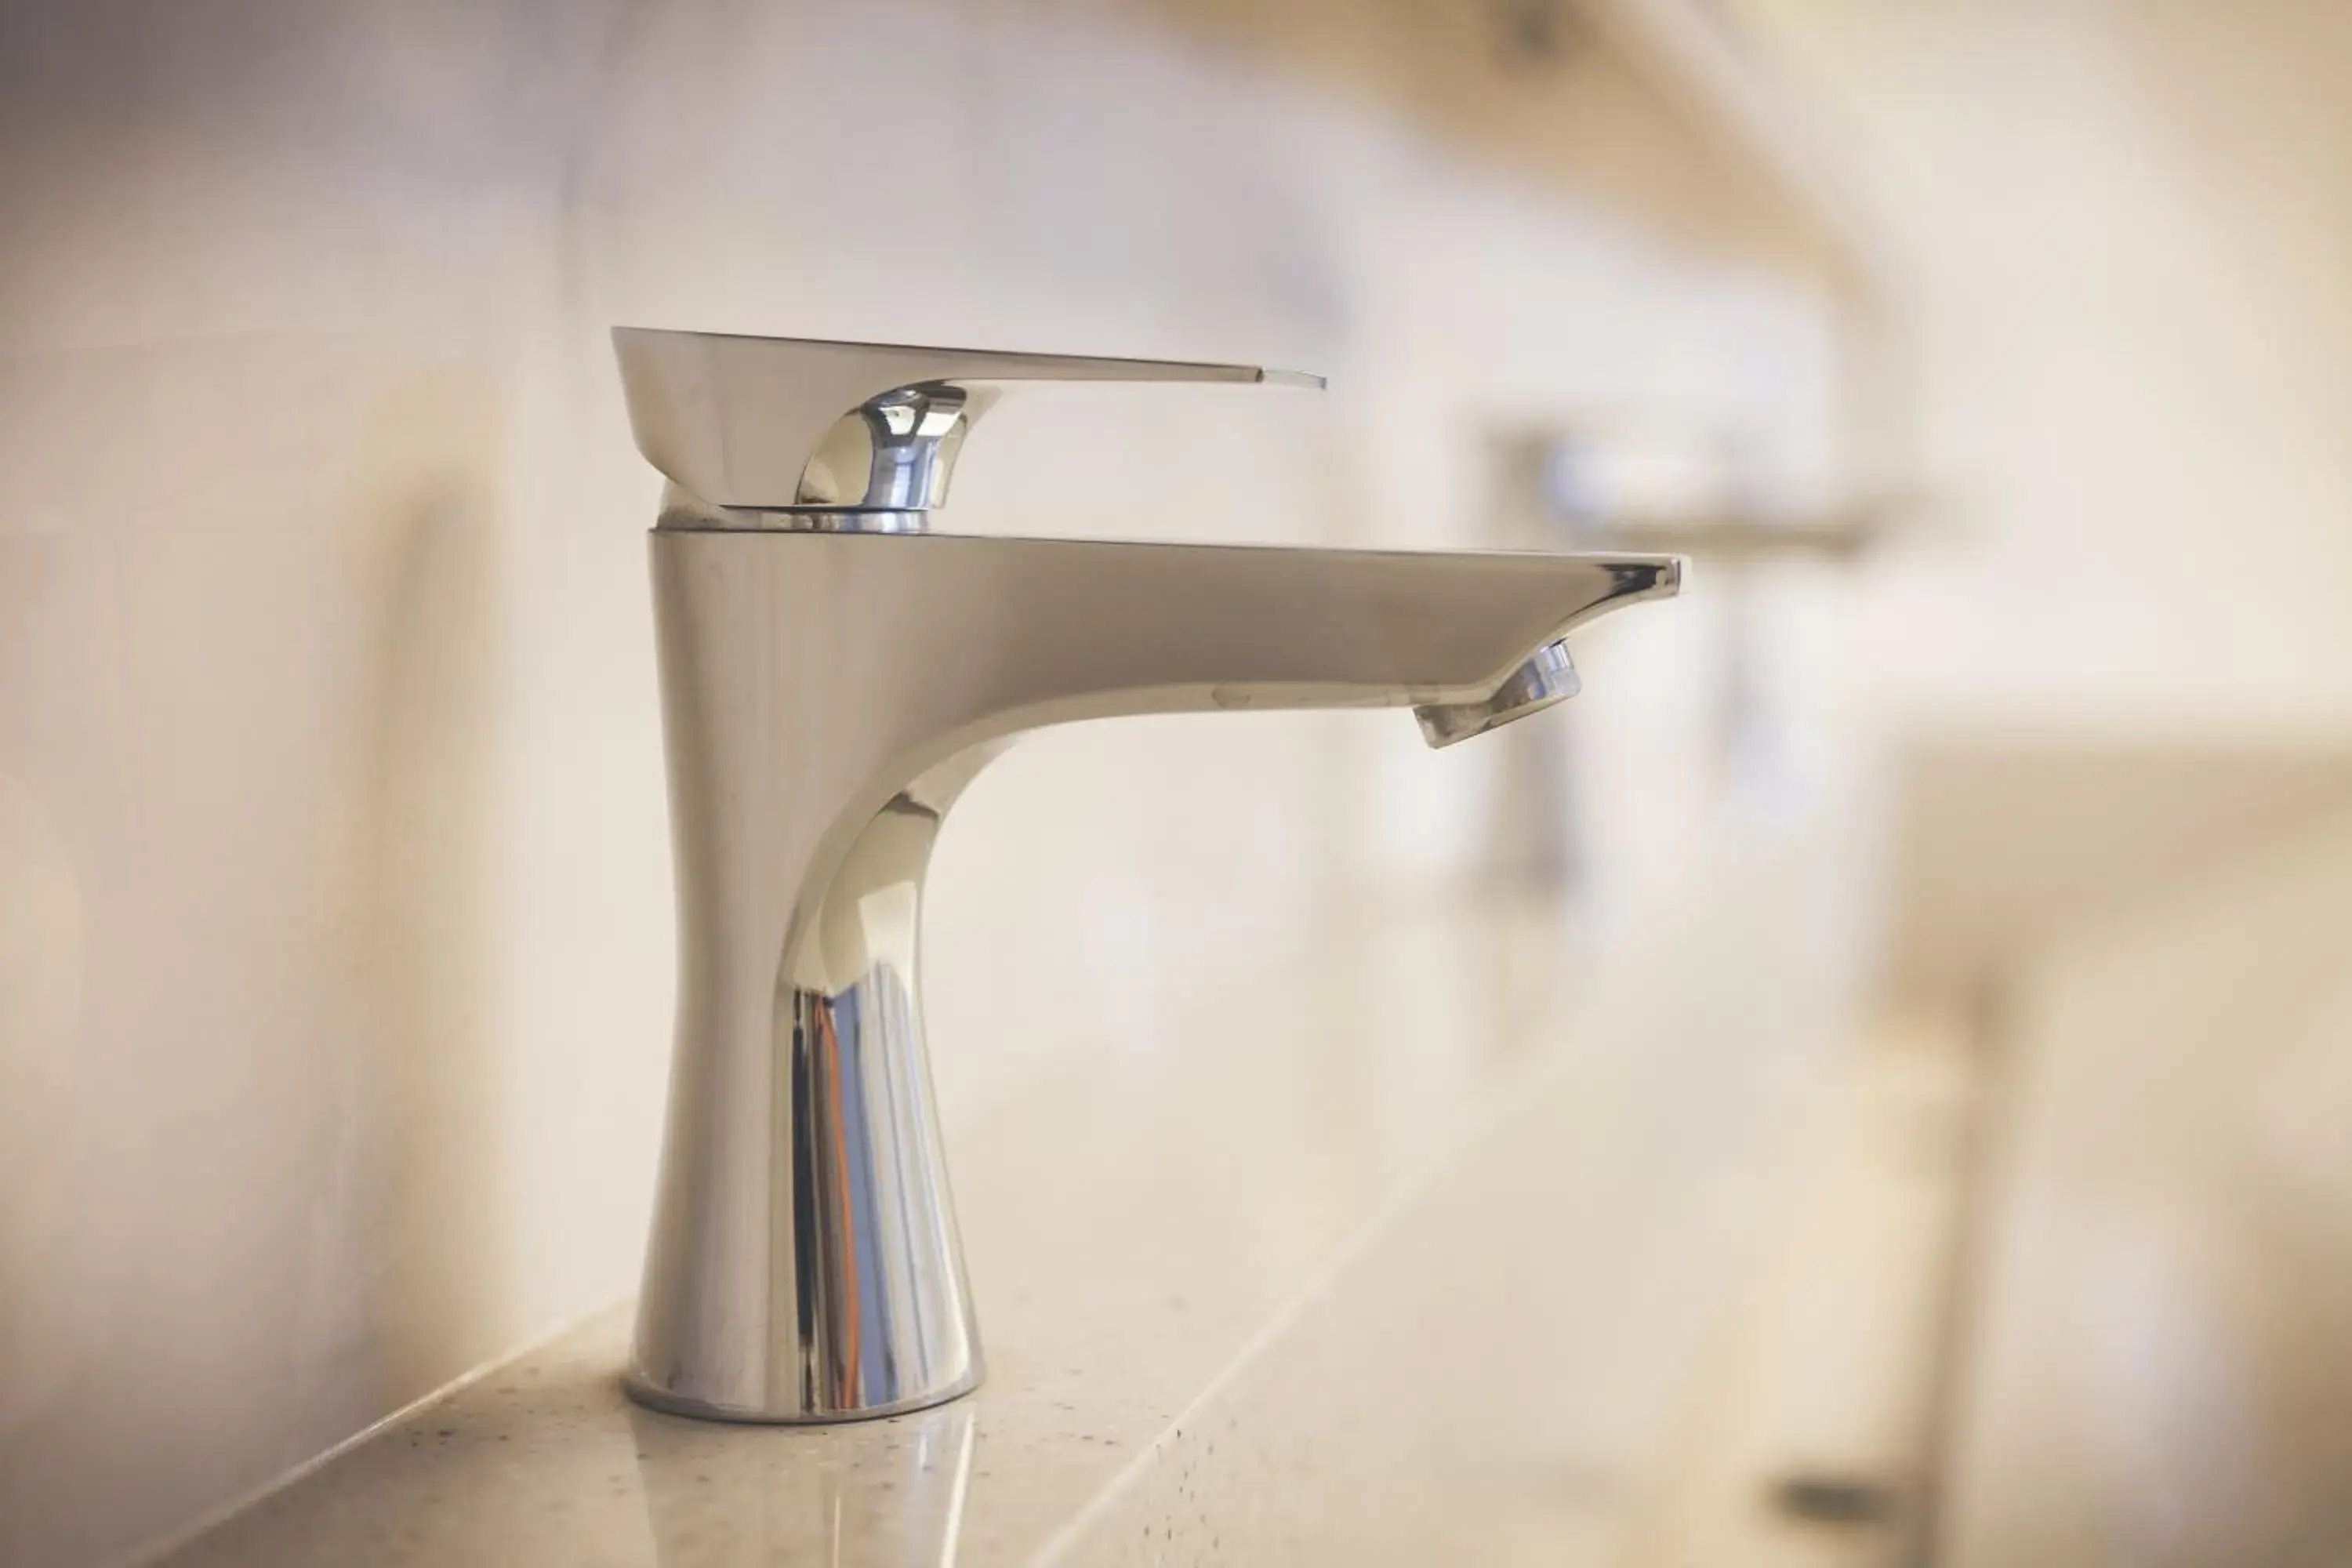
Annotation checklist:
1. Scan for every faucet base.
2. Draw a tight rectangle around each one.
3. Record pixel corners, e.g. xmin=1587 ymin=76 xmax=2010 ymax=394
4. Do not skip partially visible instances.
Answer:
xmin=621 ymin=1364 xmax=982 ymax=1426
xmin=629 ymin=952 xmax=985 ymax=1424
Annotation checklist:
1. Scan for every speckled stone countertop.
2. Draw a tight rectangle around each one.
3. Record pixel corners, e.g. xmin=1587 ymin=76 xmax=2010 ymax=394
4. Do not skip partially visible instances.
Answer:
xmin=143 ymin=863 xmax=1855 ymax=1566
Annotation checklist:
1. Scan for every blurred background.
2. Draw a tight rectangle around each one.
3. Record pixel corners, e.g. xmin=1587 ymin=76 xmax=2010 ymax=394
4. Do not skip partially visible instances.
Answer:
xmin=5 ymin=1 xmax=2352 ymax=1564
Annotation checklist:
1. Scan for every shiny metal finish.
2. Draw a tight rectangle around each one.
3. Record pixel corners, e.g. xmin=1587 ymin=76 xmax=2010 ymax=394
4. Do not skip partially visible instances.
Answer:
xmin=614 ymin=327 xmax=1320 ymax=517
xmin=615 ymin=332 xmax=1682 ymax=1423
xmin=1415 ymin=635 xmax=1581 ymax=748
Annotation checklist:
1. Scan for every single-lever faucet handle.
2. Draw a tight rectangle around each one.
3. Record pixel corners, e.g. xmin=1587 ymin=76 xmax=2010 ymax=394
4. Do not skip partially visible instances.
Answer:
xmin=612 ymin=328 xmax=1323 ymax=519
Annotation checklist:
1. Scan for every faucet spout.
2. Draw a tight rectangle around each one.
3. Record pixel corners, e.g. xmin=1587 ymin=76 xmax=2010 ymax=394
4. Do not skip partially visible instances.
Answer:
xmin=627 ymin=523 xmax=1675 ymax=1423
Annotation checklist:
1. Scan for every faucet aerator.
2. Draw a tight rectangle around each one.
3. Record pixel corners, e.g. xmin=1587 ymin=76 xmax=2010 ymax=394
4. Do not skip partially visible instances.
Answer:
xmin=1414 ymin=637 xmax=1581 ymax=749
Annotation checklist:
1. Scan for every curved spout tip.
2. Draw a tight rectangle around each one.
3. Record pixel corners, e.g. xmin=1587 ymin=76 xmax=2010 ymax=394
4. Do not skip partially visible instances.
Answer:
xmin=1410 ymin=552 xmax=1681 ymax=749
xmin=1414 ymin=637 xmax=1581 ymax=748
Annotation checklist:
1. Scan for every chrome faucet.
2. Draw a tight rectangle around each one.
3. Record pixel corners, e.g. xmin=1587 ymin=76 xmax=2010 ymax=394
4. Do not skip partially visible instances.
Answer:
xmin=611 ymin=329 xmax=1681 ymax=1424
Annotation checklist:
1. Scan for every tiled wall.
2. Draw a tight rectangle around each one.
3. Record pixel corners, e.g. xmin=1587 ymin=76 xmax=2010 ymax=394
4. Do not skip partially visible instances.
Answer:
xmin=0 ymin=3 xmax=1838 ymax=1562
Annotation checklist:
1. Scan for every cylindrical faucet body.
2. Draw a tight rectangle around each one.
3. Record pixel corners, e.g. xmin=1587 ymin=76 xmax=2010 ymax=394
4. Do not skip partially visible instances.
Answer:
xmin=611 ymin=326 xmax=1675 ymax=1423
xmin=625 ymin=523 xmax=1675 ymax=1421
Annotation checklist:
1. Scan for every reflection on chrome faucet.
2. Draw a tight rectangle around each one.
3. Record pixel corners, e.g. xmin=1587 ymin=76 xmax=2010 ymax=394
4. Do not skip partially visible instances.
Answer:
xmin=629 ymin=1399 xmax=975 ymax=1566
xmin=612 ymin=330 xmax=1682 ymax=1424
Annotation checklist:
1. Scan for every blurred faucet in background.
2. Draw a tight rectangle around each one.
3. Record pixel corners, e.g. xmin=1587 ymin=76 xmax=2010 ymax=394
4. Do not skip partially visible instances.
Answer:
xmin=1488 ymin=422 xmax=1917 ymax=839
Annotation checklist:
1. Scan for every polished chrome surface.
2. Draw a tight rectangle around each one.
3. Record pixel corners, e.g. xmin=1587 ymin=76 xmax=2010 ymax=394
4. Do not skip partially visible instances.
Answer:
xmin=632 ymin=530 xmax=1675 ymax=1423
xmin=617 ymin=332 xmax=1682 ymax=1423
xmin=652 ymin=480 xmax=931 ymax=537
xmin=1415 ymin=636 xmax=1581 ymax=749
xmin=614 ymin=327 xmax=1320 ymax=518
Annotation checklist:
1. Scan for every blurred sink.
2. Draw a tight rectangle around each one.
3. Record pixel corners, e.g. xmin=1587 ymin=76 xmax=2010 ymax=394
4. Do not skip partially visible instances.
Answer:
xmin=1882 ymin=736 xmax=2352 ymax=1004
xmin=1631 ymin=734 xmax=2352 ymax=1567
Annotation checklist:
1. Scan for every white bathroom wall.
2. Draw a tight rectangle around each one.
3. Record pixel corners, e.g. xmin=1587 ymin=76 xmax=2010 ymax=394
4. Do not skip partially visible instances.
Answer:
xmin=1708 ymin=4 xmax=2352 ymax=1560
xmin=1735 ymin=0 xmax=2352 ymax=739
xmin=0 ymin=4 xmax=1843 ymax=1563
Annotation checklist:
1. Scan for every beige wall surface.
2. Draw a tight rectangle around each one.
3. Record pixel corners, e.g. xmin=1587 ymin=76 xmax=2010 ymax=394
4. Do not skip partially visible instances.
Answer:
xmin=1739 ymin=0 xmax=2352 ymax=739
xmin=0 ymin=4 xmax=1838 ymax=1563
xmin=1951 ymin=802 xmax=2352 ymax=1567
xmin=1724 ymin=2 xmax=2352 ymax=1560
